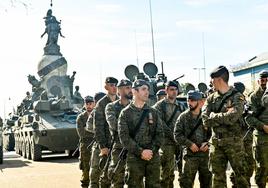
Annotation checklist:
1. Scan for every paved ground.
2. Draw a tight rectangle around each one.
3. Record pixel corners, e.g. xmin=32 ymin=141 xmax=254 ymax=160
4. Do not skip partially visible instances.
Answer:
xmin=0 ymin=151 xmax=262 ymax=188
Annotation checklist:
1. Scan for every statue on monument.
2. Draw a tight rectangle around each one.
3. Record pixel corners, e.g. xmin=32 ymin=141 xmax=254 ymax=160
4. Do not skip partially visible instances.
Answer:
xmin=41 ymin=9 xmax=65 ymax=55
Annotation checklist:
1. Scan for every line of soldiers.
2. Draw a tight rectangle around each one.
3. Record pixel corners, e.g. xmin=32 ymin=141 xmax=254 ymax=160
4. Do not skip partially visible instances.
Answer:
xmin=76 ymin=65 xmax=268 ymax=188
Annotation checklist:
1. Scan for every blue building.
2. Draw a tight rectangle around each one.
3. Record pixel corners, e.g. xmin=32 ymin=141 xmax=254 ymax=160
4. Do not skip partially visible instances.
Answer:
xmin=231 ymin=52 xmax=268 ymax=90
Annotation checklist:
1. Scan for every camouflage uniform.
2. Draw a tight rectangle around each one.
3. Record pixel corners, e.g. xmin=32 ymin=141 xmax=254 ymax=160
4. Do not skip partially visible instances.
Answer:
xmin=153 ymin=98 xmax=184 ymax=188
xmin=174 ymin=109 xmax=212 ymax=188
xmin=118 ymin=102 xmax=164 ymax=188
xmin=202 ymin=87 xmax=249 ymax=188
xmin=246 ymin=86 xmax=268 ymax=188
xmin=105 ymin=99 xmax=129 ymax=188
xmin=90 ymin=95 xmax=117 ymax=188
xmin=77 ymin=111 xmax=94 ymax=188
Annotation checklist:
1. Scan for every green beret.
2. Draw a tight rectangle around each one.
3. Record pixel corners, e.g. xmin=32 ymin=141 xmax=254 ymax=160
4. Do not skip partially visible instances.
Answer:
xmin=187 ymin=90 xmax=202 ymax=101
xmin=210 ymin=65 xmax=229 ymax=78
xmin=105 ymin=77 xmax=118 ymax=84
xmin=94 ymin=92 xmax=105 ymax=102
xmin=84 ymin=95 xmax=94 ymax=103
xmin=259 ymin=70 xmax=268 ymax=78
xmin=156 ymin=89 xmax=166 ymax=96
xmin=166 ymin=80 xmax=178 ymax=88
xmin=117 ymin=79 xmax=132 ymax=87
xmin=132 ymin=79 xmax=150 ymax=89
xmin=234 ymin=82 xmax=245 ymax=93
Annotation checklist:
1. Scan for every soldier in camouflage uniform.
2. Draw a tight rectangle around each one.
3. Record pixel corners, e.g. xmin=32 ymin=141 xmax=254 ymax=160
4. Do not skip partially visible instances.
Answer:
xmin=76 ymin=96 xmax=95 ymax=188
xmin=245 ymin=70 xmax=268 ymax=188
xmin=89 ymin=77 xmax=118 ymax=188
xmin=118 ymin=79 xmax=164 ymax=188
xmin=202 ymin=66 xmax=249 ymax=188
xmin=105 ymin=79 xmax=132 ymax=188
xmin=230 ymin=82 xmax=255 ymax=188
xmin=153 ymin=80 xmax=185 ymax=188
xmin=174 ymin=90 xmax=212 ymax=188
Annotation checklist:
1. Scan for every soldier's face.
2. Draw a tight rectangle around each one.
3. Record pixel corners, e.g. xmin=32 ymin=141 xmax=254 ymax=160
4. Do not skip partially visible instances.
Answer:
xmin=134 ymin=85 xmax=149 ymax=102
xmin=211 ymin=77 xmax=220 ymax=91
xmin=85 ymin=102 xmax=95 ymax=112
xmin=166 ymin=86 xmax=178 ymax=100
xmin=258 ymin=78 xmax=267 ymax=90
xmin=119 ymin=86 xmax=133 ymax=100
xmin=187 ymin=99 xmax=199 ymax=111
xmin=105 ymin=83 xmax=117 ymax=95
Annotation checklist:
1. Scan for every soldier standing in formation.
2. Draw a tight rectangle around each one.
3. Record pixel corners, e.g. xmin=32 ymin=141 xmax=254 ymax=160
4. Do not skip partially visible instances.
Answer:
xmin=105 ymin=79 xmax=132 ymax=188
xmin=153 ymin=80 xmax=184 ymax=188
xmin=90 ymin=77 xmax=118 ymax=188
xmin=202 ymin=65 xmax=249 ymax=188
xmin=174 ymin=90 xmax=212 ymax=188
xmin=118 ymin=79 xmax=164 ymax=188
xmin=76 ymin=95 xmax=95 ymax=188
xmin=246 ymin=70 xmax=268 ymax=188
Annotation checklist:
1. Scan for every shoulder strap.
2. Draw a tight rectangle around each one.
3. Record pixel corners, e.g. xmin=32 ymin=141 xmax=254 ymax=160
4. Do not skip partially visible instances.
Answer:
xmin=166 ymin=105 xmax=179 ymax=126
xmin=187 ymin=113 xmax=202 ymax=139
xmin=215 ymin=89 xmax=238 ymax=113
xmin=160 ymin=101 xmax=167 ymax=122
xmin=129 ymin=109 xmax=149 ymax=139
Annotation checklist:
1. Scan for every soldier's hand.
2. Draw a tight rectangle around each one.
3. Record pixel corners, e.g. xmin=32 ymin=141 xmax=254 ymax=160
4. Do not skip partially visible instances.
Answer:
xmin=199 ymin=142 xmax=209 ymax=152
xmin=190 ymin=144 xmax=199 ymax=153
xmin=100 ymin=148 xmax=109 ymax=156
xmin=141 ymin=149 xmax=153 ymax=161
xmin=263 ymin=125 xmax=268 ymax=134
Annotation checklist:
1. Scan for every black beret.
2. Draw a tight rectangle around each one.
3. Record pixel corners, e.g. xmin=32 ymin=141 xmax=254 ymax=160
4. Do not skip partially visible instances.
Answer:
xmin=234 ymin=82 xmax=245 ymax=93
xmin=156 ymin=89 xmax=166 ymax=96
xmin=105 ymin=77 xmax=118 ymax=84
xmin=259 ymin=70 xmax=268 ymax=78
xmin=166 ymin=80 xmax=178 ymax=88
xmin=94 ymin=92 xmax=106 ymax=102
xmin=210 ymin=65 xmax=229 ymax=78
xmin=187 ymin=90 xmax=202 ymax=101
xmin=84 ymin=95 xmax=94 ymax=103
xmin=132 ymin=79 xmax=150 ymax=89
xmin=117 ymin=79 xmax=132 ymax=87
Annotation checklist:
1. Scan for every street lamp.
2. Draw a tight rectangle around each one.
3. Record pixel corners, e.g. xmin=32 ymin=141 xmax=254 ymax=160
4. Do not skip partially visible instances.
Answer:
xmin=193 ymin=67 xmax=206 ymax=83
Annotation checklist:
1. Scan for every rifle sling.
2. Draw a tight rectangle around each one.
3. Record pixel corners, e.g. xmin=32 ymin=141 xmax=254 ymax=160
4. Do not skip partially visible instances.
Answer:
xmin=166 ymin=105 xmax=179 ymax=126
xmin=129 ymin=109 xmax=149 ymax=139
xmin=187 ymin=112 xmax=202 ymax=139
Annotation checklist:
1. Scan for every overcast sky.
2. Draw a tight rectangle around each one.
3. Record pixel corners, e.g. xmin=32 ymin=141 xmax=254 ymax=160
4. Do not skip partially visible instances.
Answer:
xmin=1 ymin=0 xmax=268 ymax=118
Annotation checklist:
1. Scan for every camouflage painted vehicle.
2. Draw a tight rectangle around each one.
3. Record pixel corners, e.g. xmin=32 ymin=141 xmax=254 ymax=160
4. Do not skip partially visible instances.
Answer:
xmin=2 ymin=114 xmax=19 ymax=151
xmin=0 ymin=117 xmax=3 ymax=164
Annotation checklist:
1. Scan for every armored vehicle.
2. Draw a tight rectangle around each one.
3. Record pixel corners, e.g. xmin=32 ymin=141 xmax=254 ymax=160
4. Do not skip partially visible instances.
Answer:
xmin=14 ymin=8 xmax=81 ymax=161
xmin=2 ymin=114 xmax=19 ymax=151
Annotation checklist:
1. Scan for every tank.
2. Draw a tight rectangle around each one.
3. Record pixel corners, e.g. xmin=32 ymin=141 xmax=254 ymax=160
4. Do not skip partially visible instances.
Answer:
xmin=2 ymin=114 xmax=19 ymax=151
xmin=14 ymin=8 xmax=81 ymax=161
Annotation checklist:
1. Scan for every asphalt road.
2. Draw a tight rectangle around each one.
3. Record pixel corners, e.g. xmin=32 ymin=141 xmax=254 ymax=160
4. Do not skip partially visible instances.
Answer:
xmin=0 ymin=151 xmax=261 ymax=188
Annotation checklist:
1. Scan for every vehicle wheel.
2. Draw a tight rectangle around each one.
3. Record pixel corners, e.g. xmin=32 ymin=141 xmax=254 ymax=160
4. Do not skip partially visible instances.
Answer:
xmin=30 ymin=136 xmax=41 ymax=161
xmin=22 ymin=140 xmax=27 ymax=158
xmin=4 ymin=134 xmax=15 ymax=151
xmin=18 ymin=138 xmax=22 ymax=156
xmin=0 ymin=145 xmax=3 ymax=164
xmin=14 ymin=136 xmax=18 ymax=154
xmin=26 ymin=139 xmax=31 ymax=160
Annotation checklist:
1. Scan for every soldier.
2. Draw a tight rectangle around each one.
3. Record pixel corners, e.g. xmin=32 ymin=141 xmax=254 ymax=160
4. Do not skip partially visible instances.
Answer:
xmin=230 ymin=82 xmax=255 ymax=188
xmin=105 ymin=79 xmax=132 ymax=188
xmin=174 ymin=90 xmax=212 ymax=188
xmin=156 ymin=89 xmax=166 ymax=101
xmin=245 ymin=70 xmax=268 ymax=188
xmin=89 ymin=77 xmax=118 ymax=188
xmin=202 ymin=65 xmax=249 ymax=188
xmin=118 ymin=79 xmax=164 ymax=188
xmin=153 ymin=80 xmax=185 ymax=188
xmin=73 ymin=86 xmax=84 ymax=104
xmin=76 ymin=96 xmax=95 ymax=188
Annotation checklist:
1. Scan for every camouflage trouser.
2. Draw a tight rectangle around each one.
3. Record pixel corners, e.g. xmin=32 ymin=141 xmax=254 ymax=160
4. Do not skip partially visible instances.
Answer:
xmin=180 ymin=155 xmax=212 ymax=188
xmin=230 ymin=139 xmax=255 ymax=187
xmin=79 ymin=141 xmax=92 ymax=188
xmin=125 ymin=153 xmax=161 ymax=188
xmin=254 ymin=141 xmax=268 ymax=188
xmin=159 ymin=145 xmax=176 ymax=188
xmin=107 ymin=148 xmax=126 ymax=188
xmin=210 ymin=137 xmax=250 ymax=188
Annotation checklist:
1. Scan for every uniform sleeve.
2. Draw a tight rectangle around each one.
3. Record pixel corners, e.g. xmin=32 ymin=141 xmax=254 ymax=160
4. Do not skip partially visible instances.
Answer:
xmin=94 ymin=101 xmax=108 ymax=149
xmin=151 ymin=111 xmax=164 ymax=153
xmin=202 ymin=96 xmax=215 ymax=128
xmin=245 ymin=94 xmax=265 ymax=131
xmin=209 ymin=93 xmax=244 ymax=126
xmin=76 ymin=113 xmax=86 ymax=139
xmin=174 ymin=113 xmax=193 ymax=148
xmin=105 ymin=103 xmax=118 ymax=134
xmin=118 ymin=110 xmax=143 ymax=157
